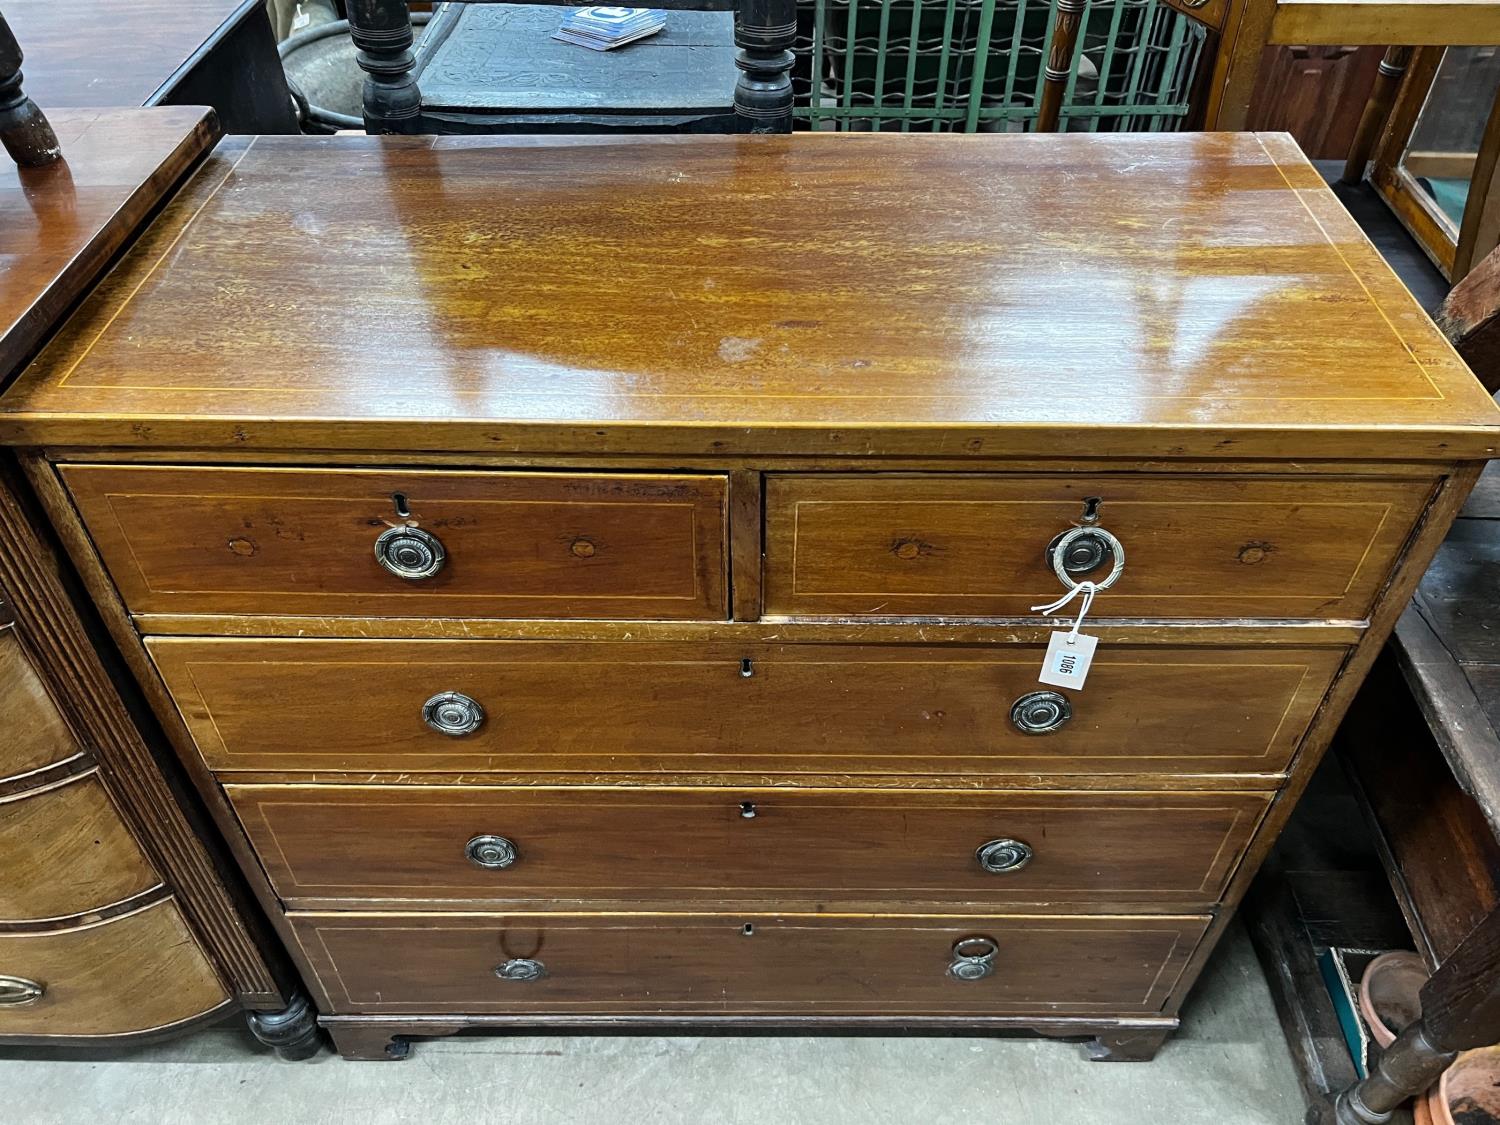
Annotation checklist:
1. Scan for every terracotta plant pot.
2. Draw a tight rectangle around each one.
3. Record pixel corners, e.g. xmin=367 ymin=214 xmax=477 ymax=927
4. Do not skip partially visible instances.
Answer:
xmin=1430 ymin=1044 xmax=1500 ymax=1125
xmin=1358 ymin=951 xmax=1428 ymax=1048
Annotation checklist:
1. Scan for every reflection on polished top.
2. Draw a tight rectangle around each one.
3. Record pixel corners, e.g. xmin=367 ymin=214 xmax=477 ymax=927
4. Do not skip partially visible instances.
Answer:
xmin=1 ymin=131 xmax=1497 ymax=460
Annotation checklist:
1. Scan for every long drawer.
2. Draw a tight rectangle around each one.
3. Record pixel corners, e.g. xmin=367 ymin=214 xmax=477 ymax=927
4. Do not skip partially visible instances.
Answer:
xmin=153 ymin=638 xmax=1342 ymax=776
xmin=227 ymin=784 xmax=1269 ymax=909
xmin=290 ymin=911 xmax=1210 ymax=1016
xmin=0 ymin=628 xmax=80 ymax=782
xmin=0 ymin=773 xmax=161 ymax=923
xmin=60 ymin=465 xmax=729 ymax=621
xmin=0 ymin=899 xmax=228 ymax=1037
xmin=764 ymin=474 xmax=1435 ymax=620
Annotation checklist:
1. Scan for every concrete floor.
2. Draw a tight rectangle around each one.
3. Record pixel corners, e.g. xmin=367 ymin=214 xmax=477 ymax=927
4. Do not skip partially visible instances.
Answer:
xmin=1 ymin=922 xmax=1302 ymax=1125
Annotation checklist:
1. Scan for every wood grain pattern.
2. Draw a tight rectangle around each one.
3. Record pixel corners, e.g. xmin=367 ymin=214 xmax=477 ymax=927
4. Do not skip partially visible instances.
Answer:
xmin=1269 ymin=1 xmax=1500 ymax=46
xmin=289 ymin=910 xmax=1210 ymax=1016
xmin=226 ymin=784 xmax=1269 ymax=910
xmin=0 ymin=108 xmax=216 ymax=384
xmin=2 ymin=0 xmax=259 ymax=109
xmin=0 ymin=898 xmax=227 ymax=1036
xmin=763 ymin=473 xmax=1433 ymax=620
xmin=149 ymin=638 xmax=1344 ymax=777
xmin=0 ymin=463 xmax=285 ymax=1005
xmin=0 ymin=773 xmax=161 ymax=925
xmin=2 ymin=132 xmax=1497 ymax=461
xmin=61 ymin=465 xmax=729 ymax=621
xmin=0 ymin=628 xmax=79 ymax=782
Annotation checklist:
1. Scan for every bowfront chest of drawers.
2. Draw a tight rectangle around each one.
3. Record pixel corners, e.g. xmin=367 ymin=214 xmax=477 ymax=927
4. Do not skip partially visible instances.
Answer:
xmin=3 ymin=131 xmax=1497 ymax=1062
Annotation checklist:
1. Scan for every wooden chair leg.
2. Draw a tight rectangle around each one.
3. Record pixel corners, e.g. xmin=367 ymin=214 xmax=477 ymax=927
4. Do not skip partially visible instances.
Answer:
xmin=1341 ymin=47 xmax=1415 ymax=186
xmin=347 ymin=0 xmax=421 ymax=134
xmin=1332 ymin=908 xmax=1500 ymax=1123
xmin=734 ymin=0 xmax=796 ymax=133
xmin=1035 ymin=0 xmax=1086 ymax=133
xmin=0 ymin=13 xmax=60 ymax=167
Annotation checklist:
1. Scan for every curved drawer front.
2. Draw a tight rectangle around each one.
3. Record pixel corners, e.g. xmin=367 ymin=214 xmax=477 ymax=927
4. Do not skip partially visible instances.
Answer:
xmin=0 ymin=899 xmax=227 ymax=1037
xmin=291 ymin=910 xmax=1210 ymax=1016
xmin=60 ymin=465 xmax=728 ymax=621
xmin=153 ymin=639 xmax=1343 ymax=777
xmin=229 ymin=784 xmax=1268 ymax=909
xmin=0 ymin=629 xmax=80 ymax=782
xmin=0 ymin=773 xmax=160 ymax=923
xmin=764 ymin=474 xmax=1435 ymax=620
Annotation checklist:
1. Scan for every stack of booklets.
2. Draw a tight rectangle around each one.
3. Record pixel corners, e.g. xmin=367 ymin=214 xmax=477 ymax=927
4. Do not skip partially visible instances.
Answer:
xmin=553 ymin=7 xmax=667 ymax=51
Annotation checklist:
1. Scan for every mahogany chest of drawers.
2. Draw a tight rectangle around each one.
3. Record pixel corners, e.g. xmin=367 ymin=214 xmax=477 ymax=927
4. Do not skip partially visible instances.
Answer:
xmin=2 ymin=131 xmax=1496 ymax=1062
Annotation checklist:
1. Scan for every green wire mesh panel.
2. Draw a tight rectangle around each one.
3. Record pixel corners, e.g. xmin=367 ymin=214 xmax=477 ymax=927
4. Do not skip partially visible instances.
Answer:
xmin=794 ymin=0 xmax=1206 ymax=132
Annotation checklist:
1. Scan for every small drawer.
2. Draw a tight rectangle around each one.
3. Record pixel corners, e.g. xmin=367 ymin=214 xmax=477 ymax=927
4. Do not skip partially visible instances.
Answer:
xmin=153 ymin=638 xmax=1342 ymax=777
xmin=291 ymin=910 xmax=1210 ymax=1016
xmin=764 ymin=474 xmax=1435 ymax=620
xmin=0 ymin=899 xmax=228 ymax=1037
xmin=0 ymin=773 xmax=161 ymax=923
xmin=0 ymin=629 xmax=80 ymax=783
xmin=60 ymin=465 xmax=728 ymax=621
xmin=229 ymin=784 xmax=1268 ymax=910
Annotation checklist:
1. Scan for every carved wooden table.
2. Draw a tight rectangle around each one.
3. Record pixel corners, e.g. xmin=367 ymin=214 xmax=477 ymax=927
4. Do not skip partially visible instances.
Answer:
xmin=0 ymin=131 xmax=1495 ymax=1062
xmin=0 ymin=106 xmax=312 ymax=1054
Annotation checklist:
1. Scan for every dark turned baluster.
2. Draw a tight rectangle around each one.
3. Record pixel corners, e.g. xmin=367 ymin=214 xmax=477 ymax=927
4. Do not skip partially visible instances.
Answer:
xmin=347 ymin=0 xmax=421 ymax=134
xmin=0 ymin=12 xmax=60 ymax=167
xmin=1035 ymin=0 xmax=1086 ymax=133
xmin=734 ymin=0 xmax=796 ymax=133
xmin=1333 ymin=908 xmax=1500 ymax=1123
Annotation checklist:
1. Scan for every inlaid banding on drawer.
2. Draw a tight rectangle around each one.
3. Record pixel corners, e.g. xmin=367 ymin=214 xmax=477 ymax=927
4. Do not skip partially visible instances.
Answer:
xmin=290 ymin=911 xmax=1210 ymax=1016
xmin=150 ymin=639 xmax=1343 ymax=777
xmin=764 ymin=474 xmax=1436 ymax=620
xmin=59 ymin=465 xmax=729 ymax=621
xmin=227 ymin=785 xmax=1269 ymax=909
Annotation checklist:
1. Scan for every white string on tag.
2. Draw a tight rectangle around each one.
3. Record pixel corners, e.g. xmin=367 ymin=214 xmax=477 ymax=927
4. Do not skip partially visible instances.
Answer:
xmin=1031 ymin=580 xmax=1096 ymax=644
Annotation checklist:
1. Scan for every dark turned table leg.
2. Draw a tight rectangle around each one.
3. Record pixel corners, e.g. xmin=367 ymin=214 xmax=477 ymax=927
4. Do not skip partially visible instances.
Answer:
xmin=348 ymin=0 xmax=422 ymax=134
xmin=734 ymin=0 xmax=795 ymax=133
xmin=0 ymin=12 xmax=60 ymax=167
xmin=1333 ymin=907 xmax=1500 ymax=1123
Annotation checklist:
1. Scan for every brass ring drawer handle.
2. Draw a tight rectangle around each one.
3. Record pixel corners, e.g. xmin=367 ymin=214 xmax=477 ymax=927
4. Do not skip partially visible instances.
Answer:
xmin=948 ymin=937 xmax=998 ymax=981
xmin=423 ymin=691 xmax=485 ymax=736
xmin=1045 ymin=525 xmax=1125 ymax=592
xmin=976 ymin=838 xmax=1034 ymax=874
xmin=374 ymin=525 xmax=446 ymax=580
xmin=495 ymin=958 xmax=547 ymax=982
xmin=0 ymin=975 xmax=45 ymax=1005
xmin=1010 ymin=690 xmax=1071 ymax=734
xmin=466 ymin=834 xmax=518 ymax=869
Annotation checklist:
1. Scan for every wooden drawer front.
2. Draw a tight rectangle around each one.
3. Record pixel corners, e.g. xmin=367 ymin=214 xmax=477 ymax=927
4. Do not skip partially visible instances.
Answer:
xmin=0 ymin=629 xmax=80 ymax=782
xmin=228 ymin=785 xmax=1268 ymax=909
xmin=0 ymin=774 xmax=160 ymax=923
xmin=764 ymin=474 xmax=1435 ymax=620
xmin=154 ymin=639 xmax=1342 ymax=777
xmin=292 ymin=911 xmax=1209 ymax=1015
xmin=0 ymin=899 xmax=227 ymax=1037
xmin=60 ymin=465 xmax=728 ymax=620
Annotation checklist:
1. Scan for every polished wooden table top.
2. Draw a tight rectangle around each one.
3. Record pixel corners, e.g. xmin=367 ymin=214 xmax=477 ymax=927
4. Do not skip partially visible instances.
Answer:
xmin=4 ymin=0 xmax=257 ymax=109
xmin=2 ymin=131 xmax=1497 ymax=461
xmin=0 ymin=107 xmax=216 ymax=383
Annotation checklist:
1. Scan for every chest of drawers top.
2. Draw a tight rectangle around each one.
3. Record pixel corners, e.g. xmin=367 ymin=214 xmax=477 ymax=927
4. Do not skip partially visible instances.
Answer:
xmin=0 ymin=131 xmax=1495 ymax=463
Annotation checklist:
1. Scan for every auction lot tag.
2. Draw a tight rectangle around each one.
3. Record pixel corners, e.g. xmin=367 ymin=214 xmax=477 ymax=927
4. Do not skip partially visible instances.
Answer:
xmin=1039 ymin=630 xmax=1097 ymax=689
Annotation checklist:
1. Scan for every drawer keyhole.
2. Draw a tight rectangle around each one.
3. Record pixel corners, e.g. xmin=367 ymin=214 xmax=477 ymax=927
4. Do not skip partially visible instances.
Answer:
xmin=740 ymin=801 xmax=758 ymax=819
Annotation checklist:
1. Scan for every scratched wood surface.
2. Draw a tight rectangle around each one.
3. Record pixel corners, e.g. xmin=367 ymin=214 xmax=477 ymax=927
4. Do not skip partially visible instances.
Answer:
xmin=2 ymin=132 xmax=1496 ymax=460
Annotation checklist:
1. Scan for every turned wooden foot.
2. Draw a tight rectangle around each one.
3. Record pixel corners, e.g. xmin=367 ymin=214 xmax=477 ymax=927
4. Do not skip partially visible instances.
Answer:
xmin=245 ymin=993 xmax=324 ymax=1061
xmin=0 ymin=12 xmax=62 ymax=168
xmin=1086 ymin=1028 xmax=1172 ymax=1062
xmin=328 ymin=1024 xmax=414 ymax=1061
